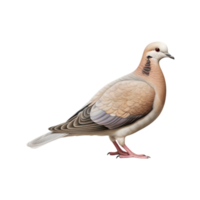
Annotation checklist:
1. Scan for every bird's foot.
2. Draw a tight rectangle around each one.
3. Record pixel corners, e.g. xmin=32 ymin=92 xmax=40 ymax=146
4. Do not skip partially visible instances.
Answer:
xmin=107 ymin=152 xmax=118 ymax=155
xmin=119 ymin=147 xmax=150 ymax=159
xmin=108 ymin=142 xmax=150 ymax=159
xmin=119 ymin=153 xmax=150 ymax=159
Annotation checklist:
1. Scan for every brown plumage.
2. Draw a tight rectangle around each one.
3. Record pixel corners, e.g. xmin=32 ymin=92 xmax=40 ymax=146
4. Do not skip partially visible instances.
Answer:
xmin=28 ymin=42 xmax=174 ymax=159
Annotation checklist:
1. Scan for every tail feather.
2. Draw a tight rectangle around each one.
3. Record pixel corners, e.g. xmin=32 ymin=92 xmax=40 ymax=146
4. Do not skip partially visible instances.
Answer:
xmin=27 ymin=132 xmax=68 ymax=148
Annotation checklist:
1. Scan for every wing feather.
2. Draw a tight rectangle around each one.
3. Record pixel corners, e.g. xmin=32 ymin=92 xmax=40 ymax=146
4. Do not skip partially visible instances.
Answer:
xmin=49 ymin=76 xmax=155 ymax=133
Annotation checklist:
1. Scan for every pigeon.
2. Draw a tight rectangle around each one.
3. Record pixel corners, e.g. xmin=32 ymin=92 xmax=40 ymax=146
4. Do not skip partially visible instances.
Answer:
xmin=27 ymin=42 xmax=174 ymax=159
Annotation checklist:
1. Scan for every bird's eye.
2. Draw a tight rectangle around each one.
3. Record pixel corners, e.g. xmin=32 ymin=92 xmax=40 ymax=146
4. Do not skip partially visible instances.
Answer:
xmin=155 ymin=48 xmax=160 ymax=52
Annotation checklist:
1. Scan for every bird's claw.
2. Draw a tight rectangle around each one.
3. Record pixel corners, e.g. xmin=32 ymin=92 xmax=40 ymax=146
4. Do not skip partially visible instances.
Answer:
xmin=116 ymin=155 xmax=120 ymax=159
xmin=119 ymin=153 xmax=150 ymax=159
xmin=107 ymin=152 xmax=110 ymax=155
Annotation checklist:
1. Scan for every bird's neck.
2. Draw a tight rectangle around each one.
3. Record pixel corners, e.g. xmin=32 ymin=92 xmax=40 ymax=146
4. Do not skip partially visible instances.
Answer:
xmin=133 ymin=58 xmax=166 ymax=106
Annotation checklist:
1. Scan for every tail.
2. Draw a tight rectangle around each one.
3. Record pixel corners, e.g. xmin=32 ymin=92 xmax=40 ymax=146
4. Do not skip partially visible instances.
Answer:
xmin=27 ymin=132 xmax=68 ymax=148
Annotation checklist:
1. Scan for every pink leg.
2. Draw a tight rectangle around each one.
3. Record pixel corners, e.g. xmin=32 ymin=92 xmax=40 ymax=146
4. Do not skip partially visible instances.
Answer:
xmin=110 ymin=141 xmax=129 ymax=156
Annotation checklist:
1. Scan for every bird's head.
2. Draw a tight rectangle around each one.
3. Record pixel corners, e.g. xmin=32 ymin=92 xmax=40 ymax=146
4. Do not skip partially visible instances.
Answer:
xmin=134 ymin=42 xmax=183 ymax=80
xmin=143 ymin=42 xmax=174 ymax=61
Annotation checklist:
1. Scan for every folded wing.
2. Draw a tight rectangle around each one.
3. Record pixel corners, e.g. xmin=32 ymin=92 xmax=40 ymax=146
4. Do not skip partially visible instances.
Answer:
xmin=49 ymin=79 xmax=155 ymax=133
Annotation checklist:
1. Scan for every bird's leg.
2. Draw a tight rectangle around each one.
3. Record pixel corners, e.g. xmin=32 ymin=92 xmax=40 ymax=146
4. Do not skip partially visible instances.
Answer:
xmin=110 ymin=141 xmax=129 ymax=156
xmin=118 ymin=144 xmax=150 ymax=159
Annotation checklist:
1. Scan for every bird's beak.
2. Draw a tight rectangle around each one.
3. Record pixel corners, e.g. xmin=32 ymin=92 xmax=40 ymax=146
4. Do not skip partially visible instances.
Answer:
xmin=165 ymin=53 xmax=175 ymax=59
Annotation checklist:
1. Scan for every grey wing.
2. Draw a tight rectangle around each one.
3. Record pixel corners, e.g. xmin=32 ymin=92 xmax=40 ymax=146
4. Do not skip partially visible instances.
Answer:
xmin=49 ymin=103 xmax=143 ymax=133
xmin=90 ymin=104 xmax=144 ymax=129
xmin=49 ymin=104 xmax=108 ymax=133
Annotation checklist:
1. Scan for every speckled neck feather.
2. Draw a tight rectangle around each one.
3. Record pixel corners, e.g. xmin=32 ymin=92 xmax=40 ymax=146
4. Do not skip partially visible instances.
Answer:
xmin=142 ymin=57 xmax=151 ymax=76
